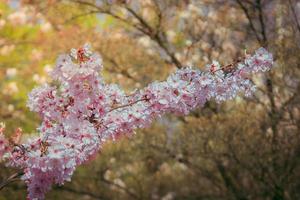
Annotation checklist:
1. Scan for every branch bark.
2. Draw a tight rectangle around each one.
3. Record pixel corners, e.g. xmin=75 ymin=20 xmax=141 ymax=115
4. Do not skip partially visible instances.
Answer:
xmin=0 ymin=170 xmax=24 ymax=191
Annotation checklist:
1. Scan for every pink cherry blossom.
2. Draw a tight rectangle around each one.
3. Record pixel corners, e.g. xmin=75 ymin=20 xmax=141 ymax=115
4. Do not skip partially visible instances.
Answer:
xmin=0 ymin=44 xmax=273 ymax=199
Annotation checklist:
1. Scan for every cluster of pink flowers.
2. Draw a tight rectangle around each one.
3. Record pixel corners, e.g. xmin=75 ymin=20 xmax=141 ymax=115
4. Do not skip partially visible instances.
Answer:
xmin=0 ymin=44 xmax=273 ymax=199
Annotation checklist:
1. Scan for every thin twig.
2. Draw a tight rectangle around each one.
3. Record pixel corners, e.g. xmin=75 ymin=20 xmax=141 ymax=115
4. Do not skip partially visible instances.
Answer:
xmin=288 ymin=0 xmax=300 ymax=34
xmin=64 ymin=10 xmax=99 ymax=24
xmin=235 ymin=0 xmax=262 ymax=45
xmin=0 ymin=170 xmax=24 ymax=191
xmin=108 ymin=98 xmax=148 ymax=113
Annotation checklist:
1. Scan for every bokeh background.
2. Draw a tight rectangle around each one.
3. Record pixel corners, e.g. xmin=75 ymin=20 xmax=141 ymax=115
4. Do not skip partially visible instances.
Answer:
xmin=0 ymin=0 xmax=299 ymax=199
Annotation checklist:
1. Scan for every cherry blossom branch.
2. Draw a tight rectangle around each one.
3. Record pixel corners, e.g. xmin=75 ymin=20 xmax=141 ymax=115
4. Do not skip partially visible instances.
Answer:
xmin=105 ymin=52 xmax=264 ymax=117
xmin=108 ymin=98 xmax=149 ymax=113
xmin=0 ymin=44 xmax=273 ymax=199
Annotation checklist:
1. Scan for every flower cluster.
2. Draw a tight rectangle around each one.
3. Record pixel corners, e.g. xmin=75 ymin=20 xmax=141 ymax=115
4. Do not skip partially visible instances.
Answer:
xmin=0 ymin=44 xmax=273 ymax=199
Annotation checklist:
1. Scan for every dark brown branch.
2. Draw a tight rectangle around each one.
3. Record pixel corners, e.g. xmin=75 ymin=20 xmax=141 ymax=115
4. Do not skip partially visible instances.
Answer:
xmin=101 ymin=54 xmax=139 ymax=82
xmin=64 ymin=10 xmax=99 ymax=24
xmin=215 ymin=161 xmax=248 ymax=200
xmin=151 ymin=0 xmax=163 ymax=31
xmin=0 ymin=171 xmax=24 ymax=191
xmin=124 ymin=6 xmax=182 ymax=68
xmin=125 ymin=7 xmax=153 ymax=34
xmin=108 ymin=98 xmax=148 ymax=113
xmin=235 ymin=0 xmax=262 ymax=45
xmin=72 ymin=0 xmax=147 ymax=34
xmin=72 ymin=0 xmax=183 ymax=68
xmin=100 ymin=177 xmax=139 ymax=200
xmin=256 ymin=0 xmax=268 ymax=46
xmin=288 ymin=0 xmax=300 ymax=34
xmin=54 ymin=185 xmax=106 ymax=200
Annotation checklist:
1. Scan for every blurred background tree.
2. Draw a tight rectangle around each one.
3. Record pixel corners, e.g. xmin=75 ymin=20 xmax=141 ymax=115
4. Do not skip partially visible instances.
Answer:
xmin=0 ymin=0 xmax=299 ymax=199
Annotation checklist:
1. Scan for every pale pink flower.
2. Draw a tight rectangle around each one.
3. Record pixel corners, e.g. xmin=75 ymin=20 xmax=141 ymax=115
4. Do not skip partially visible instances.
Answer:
xmin=0 ymin=45 xmax=274 ymax=200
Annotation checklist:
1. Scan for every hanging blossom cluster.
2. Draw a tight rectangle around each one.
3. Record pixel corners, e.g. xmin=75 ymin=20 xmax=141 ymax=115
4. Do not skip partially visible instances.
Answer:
xmin=0 ymin=44 xmax=273 ymax=199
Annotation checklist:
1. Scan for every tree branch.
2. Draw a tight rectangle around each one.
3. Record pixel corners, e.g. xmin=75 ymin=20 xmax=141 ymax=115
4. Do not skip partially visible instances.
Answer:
xmin=288 ymin=0 xmax=300 ymax=34
xmin=0 ymin=170 xmax=24 ymax=191
xmin=235 ymin=0 xmax=263 ymax=45
xmin=54 ymin=185 xmax=106 ymax=200
xmin=72 ymin=0 xmax=183 ymax=68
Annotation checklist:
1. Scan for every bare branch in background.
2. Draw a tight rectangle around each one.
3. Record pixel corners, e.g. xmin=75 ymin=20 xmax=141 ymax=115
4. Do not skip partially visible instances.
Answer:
xmin=72 ymin=0 xmax=183 ymax=68
xmin=288 ymin=0 xmax=300 ymax=34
